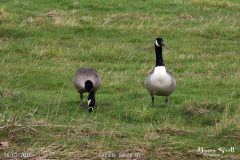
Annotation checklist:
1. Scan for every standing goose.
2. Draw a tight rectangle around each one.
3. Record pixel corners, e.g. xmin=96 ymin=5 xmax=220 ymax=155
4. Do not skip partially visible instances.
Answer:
xmin=145 ymin=38 xmax=176 ymax=108
xmin=73 ymin=68 xmax=101 ymax=113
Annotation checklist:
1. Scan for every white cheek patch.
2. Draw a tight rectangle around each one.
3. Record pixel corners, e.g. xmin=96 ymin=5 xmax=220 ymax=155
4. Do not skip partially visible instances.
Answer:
xmin=88 ymin=99 xmax=91 ymax=106
xmin=155 ymin=40 xmax=161 ymax=47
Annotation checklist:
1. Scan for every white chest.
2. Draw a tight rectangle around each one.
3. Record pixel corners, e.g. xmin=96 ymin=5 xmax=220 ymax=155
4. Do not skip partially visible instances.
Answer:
xmin=150 ymin=66 xmax=172 ymax=88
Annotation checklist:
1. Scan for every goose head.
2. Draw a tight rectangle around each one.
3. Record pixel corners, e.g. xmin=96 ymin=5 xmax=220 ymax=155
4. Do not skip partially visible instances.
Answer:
xmin=155 ymin=38 xmax=165 ymax=47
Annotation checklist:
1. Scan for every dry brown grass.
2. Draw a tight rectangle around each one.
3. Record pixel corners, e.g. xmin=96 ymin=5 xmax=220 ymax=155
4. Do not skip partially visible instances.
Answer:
xmin=214 ymin=105 xmax=240 ymax=137
xmin=156 ymin=127 xmax=192 ymax=136
xmin=185 ymin=101 xmax=222 ymax=115
xmin=191 ymin=0 xmax=239 ymax=9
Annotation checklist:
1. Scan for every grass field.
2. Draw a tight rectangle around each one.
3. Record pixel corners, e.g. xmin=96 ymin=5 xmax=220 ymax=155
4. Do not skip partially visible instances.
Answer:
xmin=0 ymin=0 xmax=239 ymax=159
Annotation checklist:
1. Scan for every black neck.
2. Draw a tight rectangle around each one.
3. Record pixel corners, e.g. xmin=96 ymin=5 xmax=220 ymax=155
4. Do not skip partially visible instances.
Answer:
xmin=88 ymin=92 xmax=95 ymax=102
xmin=155 ymin=45 xmax=164 ymax=66
xmin=88 ymin=89 xmax=94 ymax=96
xmin=88 ymin=91 xmax=95 ymax=109
xmin=85 ymin=80 xmax=94 ymax=93
xmin=87 ymin=84 xmax=94 ymax=99
xmin=85 ymin=80 xmax=95 ymax=108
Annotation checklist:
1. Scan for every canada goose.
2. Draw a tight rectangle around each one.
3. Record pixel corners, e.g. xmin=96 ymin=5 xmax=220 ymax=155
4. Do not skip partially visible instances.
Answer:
xmin=73 ymin=68 xmax=101 ymax=113
xmin=145 ymin=38 xmax=176 ymax=108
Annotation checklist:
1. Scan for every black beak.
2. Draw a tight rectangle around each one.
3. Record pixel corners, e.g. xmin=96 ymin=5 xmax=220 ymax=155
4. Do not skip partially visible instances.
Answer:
xmin=161 ymin=42 xmax=165 ymax=46
xmin=89 ymin=107 xmax=93 ymax=113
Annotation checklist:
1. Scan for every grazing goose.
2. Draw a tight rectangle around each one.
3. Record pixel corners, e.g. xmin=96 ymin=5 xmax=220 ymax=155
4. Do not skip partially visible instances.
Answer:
xmin=145 ymin=38 xmax=176 ymax=108
xmin=73 ymin=68 xmax=101 ymax=113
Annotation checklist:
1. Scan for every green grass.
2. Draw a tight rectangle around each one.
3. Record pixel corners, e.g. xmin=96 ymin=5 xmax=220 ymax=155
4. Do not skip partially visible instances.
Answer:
xmin=0 ymin=0 xmax=239 ymax=159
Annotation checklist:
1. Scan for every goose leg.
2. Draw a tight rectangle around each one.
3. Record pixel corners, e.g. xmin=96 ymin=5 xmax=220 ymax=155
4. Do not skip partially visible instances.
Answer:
xmin=152 ymin=95 xmax=155 ymax=108
xmin=80 ymin=93 xmax=84 ymax=107
xmin=164 ymin=95 xmax=170 ymax=108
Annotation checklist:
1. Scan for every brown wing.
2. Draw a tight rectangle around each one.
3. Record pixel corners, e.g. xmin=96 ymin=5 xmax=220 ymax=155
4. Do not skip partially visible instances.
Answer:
xmin=166 ymin=70 xmax=174 ymax=77
xmin=166 ymin=70 xmax=176 ymax=90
